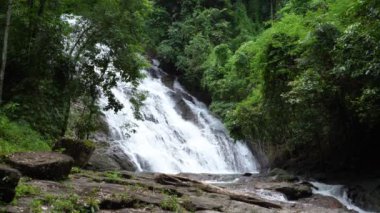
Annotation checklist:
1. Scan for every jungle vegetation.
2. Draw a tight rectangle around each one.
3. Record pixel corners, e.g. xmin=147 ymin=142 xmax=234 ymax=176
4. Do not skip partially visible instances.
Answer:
xmin=1 ymin=0 xmax=379 ymax=172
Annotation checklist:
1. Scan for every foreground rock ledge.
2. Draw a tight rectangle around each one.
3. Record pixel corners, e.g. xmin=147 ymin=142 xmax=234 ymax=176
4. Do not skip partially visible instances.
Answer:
xmin=6 ymin=152 xmax=74 ymax=180
xmin=1 ymin=170 xmax=354 ymax=213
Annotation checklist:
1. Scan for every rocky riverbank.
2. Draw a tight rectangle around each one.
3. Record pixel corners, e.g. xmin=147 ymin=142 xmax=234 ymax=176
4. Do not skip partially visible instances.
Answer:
xmin=0 ymin=152 xmax=356 ymax=213
xmin=1 ymin=137 xmax=378 ymax=213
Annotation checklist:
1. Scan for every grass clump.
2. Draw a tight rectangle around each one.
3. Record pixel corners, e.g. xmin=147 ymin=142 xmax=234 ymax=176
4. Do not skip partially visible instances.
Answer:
xmin=0 ymin=115 xmax=50 ymax=155
xmin=70 ymin=167 xmax=82 ymax=174
xmin=31 ymin=193 xmax=99 ymax=213
xmin=15 ymin=180 xmax=41 ymax=198
xmin=102 ymin=171 xmax=124 ymax=183
xmin=30 ymin=199 xmax=43 ymax=213
xmin=160 ymin=195 xmax=182 ymax=212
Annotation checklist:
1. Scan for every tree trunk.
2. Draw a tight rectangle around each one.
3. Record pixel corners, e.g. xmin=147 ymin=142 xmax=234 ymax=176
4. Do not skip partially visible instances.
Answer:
xmin=0 ymin=0 xmax=13 ymax=105
xmin=61 ymin=99 xmax=71 ymax=137
xmin=38 ymin=0 xmax=47 ymax=16
xmin=270 ymin=0 xmax=274 ymax=21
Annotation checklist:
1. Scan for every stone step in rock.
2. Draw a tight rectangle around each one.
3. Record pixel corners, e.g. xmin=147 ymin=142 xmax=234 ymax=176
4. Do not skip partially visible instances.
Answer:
xmin=0 ymin=165 xmax=21 ymax=203
xmin=6 ymin=152 xmax=73 ymax=180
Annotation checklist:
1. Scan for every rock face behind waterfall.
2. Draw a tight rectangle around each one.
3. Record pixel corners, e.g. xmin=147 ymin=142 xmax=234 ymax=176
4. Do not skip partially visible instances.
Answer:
xmin=86 ymin=141 xmax=138 ymax=172
xmin=97 ymin=60 xmax=258 ymax=174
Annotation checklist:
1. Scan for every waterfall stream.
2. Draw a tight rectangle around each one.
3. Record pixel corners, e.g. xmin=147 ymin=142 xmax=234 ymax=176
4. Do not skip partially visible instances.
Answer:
xmin=310 ymin=182 xmax=372 ymax=213
xmin=100 ymin=60 xmax=258 ymax=174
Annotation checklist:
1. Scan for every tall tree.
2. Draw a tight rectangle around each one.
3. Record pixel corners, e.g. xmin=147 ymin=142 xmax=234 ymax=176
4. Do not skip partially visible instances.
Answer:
xmin=0 ymin=0 xmax=13 ymax=104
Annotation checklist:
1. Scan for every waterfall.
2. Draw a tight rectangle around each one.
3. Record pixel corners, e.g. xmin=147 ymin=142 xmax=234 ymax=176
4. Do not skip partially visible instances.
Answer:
xmin=99 ymin=60 xmax=258 ymax=174
xmin=61 ymin=14 xmax=257 ymax=174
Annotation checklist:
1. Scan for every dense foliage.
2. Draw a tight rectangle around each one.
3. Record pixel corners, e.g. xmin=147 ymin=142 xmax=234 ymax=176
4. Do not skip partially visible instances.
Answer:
xmin=0 ymin=0 xmax=151 ymax=139
xmin=1 ymin=0 xmax=379 ymax=172
xmin=152 ymin=0 xmax=380 ymax=172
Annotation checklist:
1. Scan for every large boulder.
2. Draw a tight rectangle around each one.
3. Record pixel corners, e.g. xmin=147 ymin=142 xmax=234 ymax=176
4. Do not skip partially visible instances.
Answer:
xmin=303 ymin=194 xmax=344 ymax=209
xmin=86 ymin=148 xmax=122 ymax=172
xmin=86 ymin=141 xmax=137 ymax=172
xmin=7 ymin=152 xmax=73 ymax=180
xmin=53 ymin=138 xmax=95 ymax=167
xmin=0 ymin=165 xmax=21 ymax=203
xmin=274 ymin=183 xmax=312 ymax=200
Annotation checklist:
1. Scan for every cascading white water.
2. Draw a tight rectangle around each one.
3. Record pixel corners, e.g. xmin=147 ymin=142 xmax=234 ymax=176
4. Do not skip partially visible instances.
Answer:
xmin=310 ymin=182 xmax=372 ymax=213
xmin=62 ymin=14 xmax=257 ymax=174
xmin=99 ymin=60 xmax=258 ymax=174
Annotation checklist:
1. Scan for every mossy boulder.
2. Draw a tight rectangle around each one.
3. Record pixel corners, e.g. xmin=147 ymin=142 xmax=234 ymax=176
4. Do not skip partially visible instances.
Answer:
xmin=53 ymin=138 xmax=95 ymax=167
xmin=6 ymin=152 xmax=73 ymax=180
xmin=0 ymin=165 xmax=21 ymax=203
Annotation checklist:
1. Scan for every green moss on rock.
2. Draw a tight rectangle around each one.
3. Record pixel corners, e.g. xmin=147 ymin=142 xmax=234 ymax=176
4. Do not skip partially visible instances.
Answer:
xmin=53 ymin=138 xmax=95 ymax=167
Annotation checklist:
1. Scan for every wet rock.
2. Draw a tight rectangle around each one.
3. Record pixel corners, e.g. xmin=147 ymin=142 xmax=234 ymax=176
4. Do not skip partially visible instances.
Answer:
xmin=86 ymin=148 xmax=123 ymax=172
xmin=303 ymin=194 xmax=344 ymax=209
xmin=135 ymin=155 xmax=151 ymax=171
xmin=169 ymin=91 xmax=199 ymax=124
xmin=89 ymin=115 xmax=110 ymax=142
xmin=100 ymin=197 xmax=143 ymax=210
xmin=247 ymin=143 xmax=270 ymax=172
xmin=53 ymin=138 xmax=95 ymax=167
xmin=7 ymin=152 xmax=73 ymax=180
xmin=155 ymin=173 xmax=197 ymax=187
xmin=347 ymin=184 xmax=380 ymax=212
xmin=161 ymin=75 xmax=174 ymax=89
xmin=274 ymin=183 xmax=312 ymax=200
xmin=109 ymin=146 xmax=138 ymax=171
xmin=223 ymin=200 xmax=279 ymax=213
xmin=147 ymin=67 xmax=160 ymax=78
xmin=175 ymin=99 xmax=198 ymax=123
xmin=0 ymin=165 xmax=21 ymax=203
xmin=143 ymin=113 xmax=158 ymax=123
xmin=86 ymin=142 xmax=137 ymax=172
xmin=0 ymin=171 xmax=353 ymax=213
xmin=269 ymin=168 xmax=299 ymax=182
xmin=156 ymin=174 xmax=282 ymax=209
xmin=242 ymin=173 xmax=253 ymax=177
xmin=100 ymin=208 xmax=168 ymax=213
xmin=182 ymin=194 xmax=227 ymax=211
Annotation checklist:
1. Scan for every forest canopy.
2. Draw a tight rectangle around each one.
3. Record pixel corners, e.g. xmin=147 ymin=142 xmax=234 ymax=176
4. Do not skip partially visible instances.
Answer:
xmin=1 ymin=0 xmax=379 ymax=172
xmin=149 ymin=0 xmax=380 ymax=172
